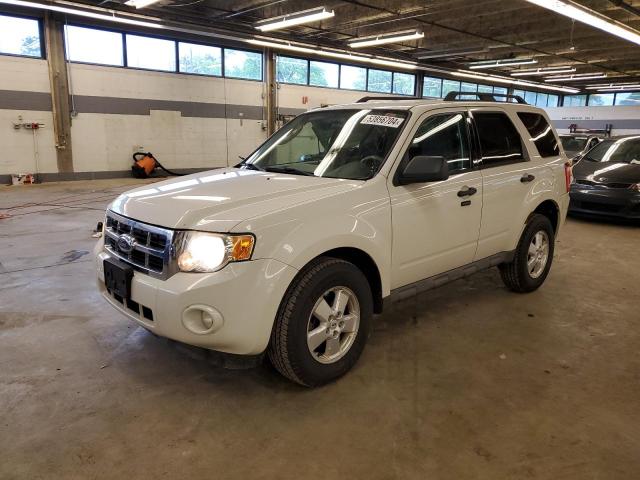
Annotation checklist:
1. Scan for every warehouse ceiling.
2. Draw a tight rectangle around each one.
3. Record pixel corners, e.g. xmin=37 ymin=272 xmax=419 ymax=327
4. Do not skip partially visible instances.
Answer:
xmin=72 ymin=0 xmax=640 ymax=86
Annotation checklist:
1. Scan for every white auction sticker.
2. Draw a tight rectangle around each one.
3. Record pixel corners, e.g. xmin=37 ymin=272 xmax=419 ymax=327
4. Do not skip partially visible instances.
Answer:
xmin=360 ymin=115 xmax=405 ymax=128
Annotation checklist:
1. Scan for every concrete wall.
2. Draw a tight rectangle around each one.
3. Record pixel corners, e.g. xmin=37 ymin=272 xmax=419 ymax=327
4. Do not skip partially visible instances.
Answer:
xmin=545 ymin=105 xmax=640 ymax=136
xmin=0 ymin=56 xmax=57 ymax=176
xmin=0 ymin=55 xmax=269 ymax=180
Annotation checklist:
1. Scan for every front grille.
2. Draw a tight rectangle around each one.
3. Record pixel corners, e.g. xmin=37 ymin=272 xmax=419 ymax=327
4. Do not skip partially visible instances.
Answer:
xmin=107 ymin=287 xmax=154 ymax=322
xmin=104 ymin=211 xmax=176 ymax=279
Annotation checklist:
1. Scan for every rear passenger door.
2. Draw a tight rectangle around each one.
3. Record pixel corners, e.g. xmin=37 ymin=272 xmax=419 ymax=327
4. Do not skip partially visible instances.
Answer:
xmin=470 ymin=109 xmax=549 ymax=260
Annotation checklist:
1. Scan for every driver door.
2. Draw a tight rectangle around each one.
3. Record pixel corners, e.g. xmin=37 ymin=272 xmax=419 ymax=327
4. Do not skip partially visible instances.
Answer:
xmin=389 ymin=109 xmax=483 ymax=289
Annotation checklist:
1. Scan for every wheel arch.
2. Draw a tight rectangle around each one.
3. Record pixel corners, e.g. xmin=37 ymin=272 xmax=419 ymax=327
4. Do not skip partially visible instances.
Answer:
xmin=530 ymin=199 xmax=560 ymax=233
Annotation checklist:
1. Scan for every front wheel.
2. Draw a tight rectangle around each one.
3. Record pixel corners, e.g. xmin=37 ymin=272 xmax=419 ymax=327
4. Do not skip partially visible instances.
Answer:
xmin=499 ymin=214 xmax=555 ymax=293
xmin=268 ymin=257 xmax=373 ymax=387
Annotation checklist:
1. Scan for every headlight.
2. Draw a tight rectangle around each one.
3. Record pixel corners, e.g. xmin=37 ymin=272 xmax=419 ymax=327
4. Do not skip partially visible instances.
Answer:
xmin=176 ymin=232 xmax=255 ymax=273
xmin=630 ymin=183 xmax=640 ymax=192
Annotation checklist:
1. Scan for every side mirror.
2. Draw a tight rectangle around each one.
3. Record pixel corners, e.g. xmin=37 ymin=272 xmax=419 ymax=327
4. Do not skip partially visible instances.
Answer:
xmin=398 ymin=156 xmax=449 ymax=185
xmin=571 ymin=154 xmax=582 ymax=165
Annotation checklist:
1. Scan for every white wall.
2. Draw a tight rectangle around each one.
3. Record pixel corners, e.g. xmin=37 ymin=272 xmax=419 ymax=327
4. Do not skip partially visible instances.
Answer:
xmin=68 ymin=64 xmax=267 ymax=172
xmin=545 ymin=105 xmax=640 ymax=136
xmin=0 ymin=56 xmax=57 ymax=175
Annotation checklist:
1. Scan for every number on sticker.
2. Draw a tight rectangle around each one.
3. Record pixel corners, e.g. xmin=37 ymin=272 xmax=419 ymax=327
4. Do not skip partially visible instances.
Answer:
xmin=360 ymin=115 xmax=405 ymax=128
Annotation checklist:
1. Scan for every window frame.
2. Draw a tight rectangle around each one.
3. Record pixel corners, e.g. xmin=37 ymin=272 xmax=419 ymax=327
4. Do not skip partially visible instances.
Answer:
xmin=392 ymin=110 xmax=476 ymax=186
xmin=367 ymin=67 xmax=393 ymax=94
xmin=223 ymin=47 xmax=264 ymax=81
xmin=177 ymin=39 xmax=223 ymax=78
xmin=275 ymin=54 xmax=309 ymax=85
xmin=422 ymin=76 xmax=443 ymax=98
xmin=0 ymin=12 xmax=45 ymax=60
xmin=470 ymin=109 xmax=528 ymax=170
xmin=338 ymin=63 xmax=368 ymax=91
xmin=391 ymin=71 xmax=416 ymax=96
xmin=64 ymin=23 xmax=125 ymax=68
xmin=124 ymin=32 xmax=178 ymax=73
xmin=308 ymin=58 xmax=340 ymax=89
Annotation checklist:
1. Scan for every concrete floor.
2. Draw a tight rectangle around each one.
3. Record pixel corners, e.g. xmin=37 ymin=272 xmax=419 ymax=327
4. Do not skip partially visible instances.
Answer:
xmin=1 ymin=179 xmax=639 ymax=480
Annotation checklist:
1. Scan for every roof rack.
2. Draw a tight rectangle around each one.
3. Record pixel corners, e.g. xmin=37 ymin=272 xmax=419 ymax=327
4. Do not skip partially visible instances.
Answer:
xmin=443 ymin=91 xmax=527 ymax=104
xmin=356 ymin=95 xmax=423 ymax=103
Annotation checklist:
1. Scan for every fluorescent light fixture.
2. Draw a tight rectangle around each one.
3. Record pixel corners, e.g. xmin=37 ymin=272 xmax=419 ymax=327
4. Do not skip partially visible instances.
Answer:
xmin=0 ymin=0 xmax=163 ymax=28
xmin=416 ymin=47 xmax=489 ymax=60
xmin=125 ymin=0 xmax=161 ymax=8
xmin=586 ymin=83 xmax=640 ymax=90
xmin=469 ymin=58 xmax=537 ymax=69
xmin=254 ymin=6 xmax=334 ymax=32
xmin=545 ymin=72 xmax=606 ymax=82
xmin=348 ymin=29 xmax=424 ymax=48
xmin=525 ymin=0 xmax=640 ymax=46
xmin=452 ymin=70 xmax=580 ymax=93
xmin=247 ymin=39 xmax=418 ymax=70
xmin=511 ymin=66 xmax=576 ymax=76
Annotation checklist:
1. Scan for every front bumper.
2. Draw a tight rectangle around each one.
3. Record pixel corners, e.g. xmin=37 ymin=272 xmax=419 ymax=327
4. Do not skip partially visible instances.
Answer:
xmin=569 ymin=186 xmax=640 ymax=219
xmin=95 ymin=242 xmax=298 ymax=355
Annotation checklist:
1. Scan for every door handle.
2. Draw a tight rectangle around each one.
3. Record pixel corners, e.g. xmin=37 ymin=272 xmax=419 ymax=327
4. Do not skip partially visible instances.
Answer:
xmin=457 ymin=186 xmax=477 ymax=197
xmin=521 ymin=174 xmax=535 ymax=183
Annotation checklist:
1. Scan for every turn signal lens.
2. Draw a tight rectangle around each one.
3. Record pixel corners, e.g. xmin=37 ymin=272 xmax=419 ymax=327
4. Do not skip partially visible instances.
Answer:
xmin=230 ymin=235 xmax=255 ymax=261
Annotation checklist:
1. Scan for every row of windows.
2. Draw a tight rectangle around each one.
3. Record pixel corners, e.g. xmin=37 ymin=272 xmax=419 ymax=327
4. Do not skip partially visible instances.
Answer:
xmin=423 ymin=76 xmax=509 ymax=100
xmin=562 ymin=92 xmax=639 ymax=106
xmin=64 ymin=25 xmax=263 ymax=80
xmin=2 ymin=13 xmax=640 ymax=106
xmin=276 ymin=55 xmax=416 ymax=95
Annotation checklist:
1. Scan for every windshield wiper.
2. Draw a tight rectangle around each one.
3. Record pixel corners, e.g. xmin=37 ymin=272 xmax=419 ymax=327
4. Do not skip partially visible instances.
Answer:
xmin=264 ymin=166 xmax=315 ymax=176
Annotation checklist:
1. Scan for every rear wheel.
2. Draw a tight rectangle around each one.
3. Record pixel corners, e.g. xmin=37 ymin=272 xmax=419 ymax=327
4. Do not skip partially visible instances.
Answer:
xmin=268 ymin=257 xmax=373 ymax=387
xmin=499 ymin=214 xmax=555 ymax=293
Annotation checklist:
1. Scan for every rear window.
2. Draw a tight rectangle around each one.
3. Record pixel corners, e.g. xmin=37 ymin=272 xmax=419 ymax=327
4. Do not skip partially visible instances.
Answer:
xmin=474 ymin=112 xmax=524 ymax=167
xmin=517 ymin=112 xmax=559 ymax=157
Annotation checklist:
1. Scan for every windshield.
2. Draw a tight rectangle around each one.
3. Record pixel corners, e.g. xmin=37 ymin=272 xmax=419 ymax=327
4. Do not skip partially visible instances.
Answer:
xmin=560 ymin=136 xmax=588 ymax=152
xmin=583 ymin=136 xmax=640 ymax=164
xmin=242 ymin=109 xmax=409 ymax=180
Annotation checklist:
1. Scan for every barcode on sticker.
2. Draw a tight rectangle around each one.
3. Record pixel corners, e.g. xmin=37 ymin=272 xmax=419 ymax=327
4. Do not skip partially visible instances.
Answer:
xmin=360 ymin=115 xmax=405 ymax=128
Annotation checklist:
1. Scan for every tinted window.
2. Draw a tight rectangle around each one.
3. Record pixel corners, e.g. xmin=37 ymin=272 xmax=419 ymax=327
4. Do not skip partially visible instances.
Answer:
xmin=367 ymin=69 xmax=392 ymax=93
xmin=524 ymin=91 xmax=537 ymax=105
xmin=474 ymin=112 xmax=524 ymax=167
xmin=340 ymin=65 xmax=366 ymax=90
xmin=461 ymin=82 xmax=477 ymax=92
xmin=535 ymin=93 xmax=548 ymax=107
xmin=423 ymin=76 xmax=442 ymax=98
xmin=276 ymin=56 xmax=307 ymax=85
xmin=442 ymin=79 xmax=460 ymax=97
xmin=309 ymin=60 xmax=338 ymax=88
xmin=0 ymin=14 xmax=41 ymax=57
xmin=393 ymin=72 xmax=415 ymax=95
xmin=589 ymin=93 xmax=614 ymax=106
xmin=517 ymin=112 xmax=559 ymax=158
xmin=477 ymin=84 xmax=493 ymax=94
xmin=615 ymin=92 xmax=640 ymax=106
xmin=65 ymin=26 xmax=123 ymax=66
xmin=179 ymin=42 xmax=221 ymax=76
xmin=126 ymin=34 xmax=176 ymax=71
xmin=224 ymin=49 xmax=262 ymax=80
xmin=547 ymin=94 xmax=559 ymax=107
xmin=564 ymin=94 xmax=587 ymax=107
xmin=405 ymin=113 xmax=471 ymax=174
xmin=493 ymin=86 xmax=508 ymax=101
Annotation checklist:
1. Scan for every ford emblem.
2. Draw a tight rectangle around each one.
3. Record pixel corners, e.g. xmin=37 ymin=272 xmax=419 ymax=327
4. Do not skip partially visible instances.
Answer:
xmin=117 ymin=233 xmax=136 ymax=254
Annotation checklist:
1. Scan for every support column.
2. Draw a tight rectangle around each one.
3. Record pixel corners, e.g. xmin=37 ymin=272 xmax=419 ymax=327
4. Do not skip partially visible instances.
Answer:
xmin=44 ymin=13 xmax=73 ymax=174
xmin=264 ymin=48 xmax=277 ymax=136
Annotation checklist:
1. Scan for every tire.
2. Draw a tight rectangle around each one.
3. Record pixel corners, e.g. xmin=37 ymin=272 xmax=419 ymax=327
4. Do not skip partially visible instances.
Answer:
xmin=499 ymin=214 xmax=555 ymax=293
xmin=268 ymin=257 xmax=373 ymax=387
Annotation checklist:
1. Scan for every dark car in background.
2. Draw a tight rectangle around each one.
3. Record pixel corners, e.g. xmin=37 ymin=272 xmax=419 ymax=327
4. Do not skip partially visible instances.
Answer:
xmin=569 ymin=135 xmax=640 ymax=220
xmin=560 ymin=134 xmax=603 ymax=161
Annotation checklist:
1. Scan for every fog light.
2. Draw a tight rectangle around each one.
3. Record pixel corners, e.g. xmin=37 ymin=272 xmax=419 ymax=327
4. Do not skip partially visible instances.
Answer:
xmin=182 ymin=305 xmax=224 ymax=335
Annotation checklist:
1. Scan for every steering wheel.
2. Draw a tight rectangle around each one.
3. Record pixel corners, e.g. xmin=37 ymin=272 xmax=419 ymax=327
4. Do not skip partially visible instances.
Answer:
xmin=360 ymin=155 xmax=384 ymax=174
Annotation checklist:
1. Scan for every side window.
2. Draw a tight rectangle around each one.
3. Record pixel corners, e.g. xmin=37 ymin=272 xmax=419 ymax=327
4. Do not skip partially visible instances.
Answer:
xmin=517 ymin=112 xmax=559 ymax=158
xmin=405 ymin=113 xmax=471 ymax=174
xmin=474 ymin=112 xmax=524 ymax=167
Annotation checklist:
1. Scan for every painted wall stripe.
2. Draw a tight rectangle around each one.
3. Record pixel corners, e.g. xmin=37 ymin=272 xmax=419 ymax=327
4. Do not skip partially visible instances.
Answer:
xmin=0 ymin=90 xmax=52 ymax=111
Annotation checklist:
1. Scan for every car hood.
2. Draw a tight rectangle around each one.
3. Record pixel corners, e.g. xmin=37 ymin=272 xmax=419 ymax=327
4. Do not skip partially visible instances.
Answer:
xmin=573 ymin=160 xmax=640 ymax=184
xmin=109 ymin=168 xmax=362 ymax=232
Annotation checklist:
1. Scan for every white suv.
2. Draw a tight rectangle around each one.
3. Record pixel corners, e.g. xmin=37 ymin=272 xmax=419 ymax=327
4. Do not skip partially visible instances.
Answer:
xmin=95 ymin=95 xmax=571 ymax=386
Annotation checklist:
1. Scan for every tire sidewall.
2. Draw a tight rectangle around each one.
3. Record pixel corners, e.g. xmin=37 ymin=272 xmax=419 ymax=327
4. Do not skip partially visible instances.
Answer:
xmin=517 ymin=216 xmax=555 ymax=290
xmin=285 ymin=261 xmax=373 ymax=386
